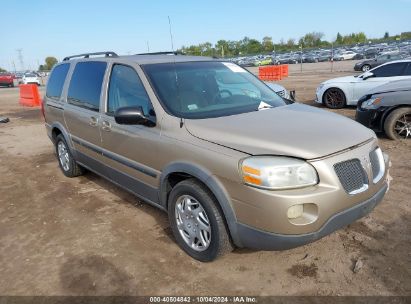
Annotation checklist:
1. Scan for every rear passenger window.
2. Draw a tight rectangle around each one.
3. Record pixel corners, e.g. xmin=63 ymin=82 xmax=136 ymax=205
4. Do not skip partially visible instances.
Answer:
xmin=46 ymin=64 xmax=70 ymax=99
xmin=372 ymin=63 xmax=405 ymax=77
xmin=107 ymin=64 xmax=152 ymax=116
xmin=67 ymin=61 xmax=107 ymax=111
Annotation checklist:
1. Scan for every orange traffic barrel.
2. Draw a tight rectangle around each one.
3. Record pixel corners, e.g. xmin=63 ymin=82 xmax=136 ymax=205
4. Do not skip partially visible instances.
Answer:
xmin=19 ymin=84 xmax=41 ymax=107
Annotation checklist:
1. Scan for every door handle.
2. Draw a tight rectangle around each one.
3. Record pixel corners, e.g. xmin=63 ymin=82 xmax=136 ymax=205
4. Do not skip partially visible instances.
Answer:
xmin=102 ymin=120 xmax=111 ymax=132
xmin=89 ymin=116 xmax=98 ymax=127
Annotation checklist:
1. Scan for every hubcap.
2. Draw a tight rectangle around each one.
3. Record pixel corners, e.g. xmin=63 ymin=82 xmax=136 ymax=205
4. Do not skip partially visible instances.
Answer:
xmin=325 ymin=89 xmax=345 ymax=108
xmin=175 ymin=195 xmax=211 ymax=252
xmin=394 ymin=113 xmax=411 ymax=139
xmin=57 ymin=141 xmax=70 ymax=171
xmin=362 ymin=65 xmax=370 ymax=72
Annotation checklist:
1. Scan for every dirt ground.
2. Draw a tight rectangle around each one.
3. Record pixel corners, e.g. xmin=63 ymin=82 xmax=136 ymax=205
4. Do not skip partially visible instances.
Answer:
xmin=0 ymin=60 xmax=410 ymax=296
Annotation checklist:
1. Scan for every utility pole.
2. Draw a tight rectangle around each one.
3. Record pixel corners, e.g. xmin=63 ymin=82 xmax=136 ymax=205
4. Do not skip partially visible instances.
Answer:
xmin=16 ymin=49 xmax=24 ymax=71
xmin=146 ymin=41 xmax=150 ymax=53
xmin=331 ymin=42 xmax=334 ymax=72
xmin=300 ymin=44 xmax=303 ymax=72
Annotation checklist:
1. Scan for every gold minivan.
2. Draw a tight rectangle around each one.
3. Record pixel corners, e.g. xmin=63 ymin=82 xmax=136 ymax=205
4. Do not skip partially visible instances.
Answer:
xmin=44 ymin=52 xmax=390 ymax=261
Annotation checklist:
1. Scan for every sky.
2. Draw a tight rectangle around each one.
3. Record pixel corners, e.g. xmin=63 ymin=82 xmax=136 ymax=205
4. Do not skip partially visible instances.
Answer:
xmin=2 ymin=0 xmax=411 ymax=71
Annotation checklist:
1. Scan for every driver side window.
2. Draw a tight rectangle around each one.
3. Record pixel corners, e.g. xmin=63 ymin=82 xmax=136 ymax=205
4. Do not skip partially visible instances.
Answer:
xmin=371 ymin=63 xmax=405 ymax=78
xmin=107 ymin=64 xmax=153 ymax=116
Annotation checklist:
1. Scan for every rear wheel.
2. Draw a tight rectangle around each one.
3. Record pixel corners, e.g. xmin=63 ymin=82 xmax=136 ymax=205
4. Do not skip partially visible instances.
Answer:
xmin=323 ymin=88 xmax=346 ymax=109
xmin=168 ymin=179 xmax=233 ymax=262
xmin=384 ymin=107 xmax=411 ymax=140
xmin=55 ymin=134 xmax=85 ymax=177
xmin=362 ymin=64 xmax=371 ymax=72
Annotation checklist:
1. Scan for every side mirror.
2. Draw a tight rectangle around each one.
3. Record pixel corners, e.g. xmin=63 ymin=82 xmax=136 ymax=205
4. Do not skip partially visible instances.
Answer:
xmin=114 ymin=106 xmax=155 ymax=127
xmin=361 ymin=71 xmax=374 ymax=80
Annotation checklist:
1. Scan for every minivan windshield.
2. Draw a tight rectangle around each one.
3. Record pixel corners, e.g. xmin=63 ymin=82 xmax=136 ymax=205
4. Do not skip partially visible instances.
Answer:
xmin=143 ymin=61 xmax=286 ymax=119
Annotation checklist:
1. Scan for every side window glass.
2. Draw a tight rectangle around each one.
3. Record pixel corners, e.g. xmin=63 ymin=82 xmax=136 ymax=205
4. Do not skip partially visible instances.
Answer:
xmin=67 ymin=61 xmax=107 ymax=111
xmin=46 ymin=64 xmax=70 ymax=99
xmin=107 ymin=64 xmax=153 ymax=116
xmin=372 ymin=63 xmax=405 ymax=78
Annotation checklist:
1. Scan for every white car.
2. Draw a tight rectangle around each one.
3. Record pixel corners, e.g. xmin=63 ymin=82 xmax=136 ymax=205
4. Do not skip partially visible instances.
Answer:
xmin=316 ymin=59 xmax=411 ymax=108
xmin=333 ymin=51 xmax=357 ymax=61
xmin=22 ymin=73 xmax=41 ymax=86
xmin=265 ymin=82 xmax=295 ymax=100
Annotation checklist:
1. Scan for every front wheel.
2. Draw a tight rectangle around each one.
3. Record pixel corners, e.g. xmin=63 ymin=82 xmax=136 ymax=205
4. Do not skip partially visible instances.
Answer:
xmin=323 ymin=88 xmax=346 ymax=109
xmin=362 ymin=64 xmax=371 ymax=72
xmin=168 ymin=179 xmax=233 ymax=262
xmin=384 ymin=107 xmax=411 ymax=140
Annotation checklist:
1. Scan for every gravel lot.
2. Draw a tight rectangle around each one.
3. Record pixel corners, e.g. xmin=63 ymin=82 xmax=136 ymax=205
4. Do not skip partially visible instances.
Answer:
xmin=0 ymin=60 xmax=410 ymax=296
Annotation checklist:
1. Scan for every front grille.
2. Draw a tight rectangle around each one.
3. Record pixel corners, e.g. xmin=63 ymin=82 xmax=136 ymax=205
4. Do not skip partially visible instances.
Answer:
xmin=369 ymin=148 xmax=384 ymax=183
xmin=334 ymin=159 xmax=368 ymax=194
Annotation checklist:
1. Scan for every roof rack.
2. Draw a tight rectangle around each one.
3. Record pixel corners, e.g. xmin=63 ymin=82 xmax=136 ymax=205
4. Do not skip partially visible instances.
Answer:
xmin=136 ymin=51 xmax=183 ymax=56
xmin=63 ymin=51 xmax=118 ymax=61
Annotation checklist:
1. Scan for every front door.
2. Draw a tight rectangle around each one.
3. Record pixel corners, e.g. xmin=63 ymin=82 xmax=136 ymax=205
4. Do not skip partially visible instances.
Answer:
xmin=99 ymin=63 xmax=161 ymax=203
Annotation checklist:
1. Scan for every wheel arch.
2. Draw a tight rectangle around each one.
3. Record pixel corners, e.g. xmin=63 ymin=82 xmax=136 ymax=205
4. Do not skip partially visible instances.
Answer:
xmin=159 ymin=162 xmax=241 ymax=247
xmin=50 ymin=122 xmax=75 ymax=154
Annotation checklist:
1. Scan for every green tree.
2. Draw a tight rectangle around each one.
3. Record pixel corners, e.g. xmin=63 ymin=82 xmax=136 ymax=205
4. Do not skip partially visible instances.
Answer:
xmin=336 ymin=32 xmax=343 ymax=45
xmin=45 ymin=56 xmax=58 ymax=70
xmin=384 ymin=32 xmax=389 ymax=39
xmin=0 ymin=67 xmax=6 ymax=72
xmin=262 ymin=36 xmax=274 ymax=53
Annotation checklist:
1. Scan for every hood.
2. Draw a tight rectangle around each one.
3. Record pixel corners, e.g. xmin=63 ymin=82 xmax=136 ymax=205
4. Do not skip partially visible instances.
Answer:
xmin=185 ymin=103 xmax=375 ymax=159
xmin=367 ymin=79 xmax=411 ymax=95
xmin=324 ymin=75 xmax=358 ymax=84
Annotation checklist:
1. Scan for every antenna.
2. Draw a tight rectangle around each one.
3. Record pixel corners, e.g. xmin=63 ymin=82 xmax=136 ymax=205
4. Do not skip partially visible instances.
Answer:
xmin=167 ymin=16 xmax=183 ymax=128
xmin=168 ymin=16 xmax=175 ymax=53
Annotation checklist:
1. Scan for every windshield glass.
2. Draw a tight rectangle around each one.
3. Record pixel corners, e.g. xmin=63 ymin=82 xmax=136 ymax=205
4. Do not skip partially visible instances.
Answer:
xmin=142 ymin=61 xmax=286 ymax=119
xmin=25 ymin=73 xmax=36 ymax=77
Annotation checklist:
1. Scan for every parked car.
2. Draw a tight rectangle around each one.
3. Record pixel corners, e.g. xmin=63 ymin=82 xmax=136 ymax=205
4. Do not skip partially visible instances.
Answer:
xmin=22 ymin=73 xmax=41 ymax=86
xmin=333 ymin=51 xmax=357 ymax=61
xmin=316 ymin=59 xmax=411 ymax=108
xmin=264 ymin=82 xmax=295 ymax=100
xmin=356 ymin=79 xmax=411 ymax=140
xmin=254 ymin=57 xmax=273 ymax=66
xmin=317 ymin=52 xmax=331 ymax=62
xmin=0 ymin=72 xmax=16 ymax=87
xmin=44 ymin=51 xmax=390 ymax=261
xmin=354 ymin=53 xmax=406 ymax=72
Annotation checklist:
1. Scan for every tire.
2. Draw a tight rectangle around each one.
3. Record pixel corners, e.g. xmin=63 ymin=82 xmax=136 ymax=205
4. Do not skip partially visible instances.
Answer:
xmin=384 ymin=107 xmax=411 ymax=140
xmin=55 ymin=134 xmax=85 ymax=177
xmin=323 ymin=88 xmax=346 ymax=109
xmin=168 ymin=179 xmax=233 ymax=262
xmin=362 ymin=64 xmax=371 ymax=72
xmin=9 ymin=82 xmax=14 ymax=88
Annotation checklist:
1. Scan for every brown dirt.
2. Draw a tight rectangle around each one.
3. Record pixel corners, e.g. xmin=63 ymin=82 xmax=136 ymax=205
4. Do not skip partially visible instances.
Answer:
xmin=0 ymin=61 xmax=410 ymax=296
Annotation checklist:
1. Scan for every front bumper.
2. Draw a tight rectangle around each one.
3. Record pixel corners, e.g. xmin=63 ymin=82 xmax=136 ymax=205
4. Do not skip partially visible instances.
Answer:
xmin=355 ymin=107 xmax=384 ymax=132
xmin=236 ymin=182 xmax=388 ymax=250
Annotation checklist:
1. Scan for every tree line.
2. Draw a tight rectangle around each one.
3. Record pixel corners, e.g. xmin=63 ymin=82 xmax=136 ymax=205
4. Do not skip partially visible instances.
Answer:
xmin=179 ymin=31 xmax=411 ymax=57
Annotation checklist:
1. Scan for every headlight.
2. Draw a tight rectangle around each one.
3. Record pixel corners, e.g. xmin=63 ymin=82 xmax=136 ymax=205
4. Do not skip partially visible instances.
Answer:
xmin=240 ymin=156 xmax=318 ymax=190
xmin=361 ymin=97 xmax=382 ymax=109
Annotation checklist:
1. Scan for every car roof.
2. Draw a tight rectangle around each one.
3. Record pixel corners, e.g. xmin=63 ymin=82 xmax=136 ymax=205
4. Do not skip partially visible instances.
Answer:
xmin=60 ymin=54 xmax=217 ymax=65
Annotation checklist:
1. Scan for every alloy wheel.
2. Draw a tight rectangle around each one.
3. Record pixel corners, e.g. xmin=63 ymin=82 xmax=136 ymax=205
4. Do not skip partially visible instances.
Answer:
xmin=394 ymin=113 xmax=411 ymax=139
xmin=175 ymin=195 xmax=211 ymax=252
xmin=57 ymin=141 xmax=70 ymax=171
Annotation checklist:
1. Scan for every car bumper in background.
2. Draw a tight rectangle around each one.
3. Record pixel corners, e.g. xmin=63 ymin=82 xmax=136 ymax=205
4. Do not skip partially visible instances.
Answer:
xmin=355 ymin=107 xmax=384 ymax=133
